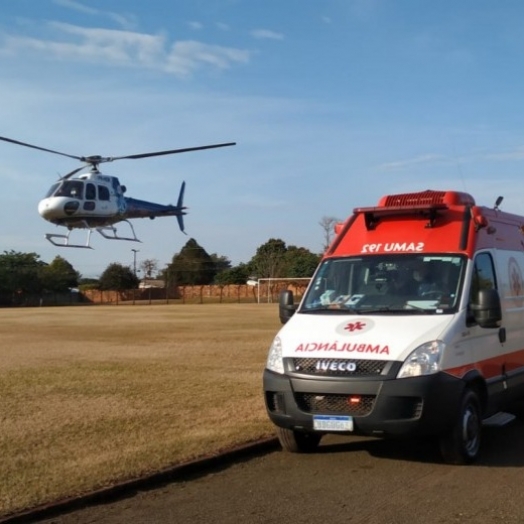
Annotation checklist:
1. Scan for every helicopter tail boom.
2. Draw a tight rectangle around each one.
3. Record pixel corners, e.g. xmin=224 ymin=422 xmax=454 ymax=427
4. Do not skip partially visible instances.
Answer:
xmin=123 ymin=181 xmax=187 ymax=232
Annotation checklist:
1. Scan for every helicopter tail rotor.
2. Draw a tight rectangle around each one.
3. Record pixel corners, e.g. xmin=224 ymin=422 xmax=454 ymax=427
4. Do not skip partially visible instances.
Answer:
xmin=177 ymin=215 xmax=186 ymax=234
xmin=177 ymin=181 xmax=186 ymax=209
xmin=176 ymin=181 xmax=187 ymax=234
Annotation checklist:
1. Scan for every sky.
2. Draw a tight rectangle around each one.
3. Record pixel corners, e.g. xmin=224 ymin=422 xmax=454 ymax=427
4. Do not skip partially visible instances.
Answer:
xmin=1 ymin=0 xmax=524 ymax=278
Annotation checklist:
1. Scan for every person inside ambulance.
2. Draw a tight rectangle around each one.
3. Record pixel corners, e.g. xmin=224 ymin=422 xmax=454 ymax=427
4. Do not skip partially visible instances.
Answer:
xmin=412 ymin=260 xmax=440 ymax=297
xmin=389 ymin=267 xmax=419 ymax=296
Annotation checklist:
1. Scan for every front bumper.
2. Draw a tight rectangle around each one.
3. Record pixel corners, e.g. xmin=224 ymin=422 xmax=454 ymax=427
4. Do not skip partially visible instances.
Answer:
xmin=263 ymin=368 xmax=465 ymax=438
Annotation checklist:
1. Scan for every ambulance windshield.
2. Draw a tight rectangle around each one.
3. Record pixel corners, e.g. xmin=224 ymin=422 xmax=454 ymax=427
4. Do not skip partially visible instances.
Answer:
xmin=302 ymin=254 xmax=466 ymax=314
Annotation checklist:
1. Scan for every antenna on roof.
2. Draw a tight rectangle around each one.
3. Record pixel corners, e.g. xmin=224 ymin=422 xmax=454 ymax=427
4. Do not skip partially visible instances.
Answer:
xmin=494 ymin=196 xmax=503 ymax=210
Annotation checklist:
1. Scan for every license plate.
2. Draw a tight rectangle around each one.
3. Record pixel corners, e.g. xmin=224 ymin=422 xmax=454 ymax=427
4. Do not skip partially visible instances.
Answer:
xmin=313 ymin=415 xmax=353 ymax=431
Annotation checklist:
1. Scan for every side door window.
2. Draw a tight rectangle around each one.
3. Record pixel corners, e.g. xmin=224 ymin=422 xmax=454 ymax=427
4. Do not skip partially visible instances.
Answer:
xmin=86 ymin=183 xmax=96 ymax=200
xmin=467 ymin=252 xmax=497 ymax=326
xmin=98 ymin=186 xmax=110 ymax=201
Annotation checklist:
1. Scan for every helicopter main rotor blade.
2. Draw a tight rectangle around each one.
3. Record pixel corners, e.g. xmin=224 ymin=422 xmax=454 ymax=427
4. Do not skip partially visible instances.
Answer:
xmin=109 ymin=142 xmax=236 ymax=161
xmin=0 ymin=135 xmax=82 ymax=161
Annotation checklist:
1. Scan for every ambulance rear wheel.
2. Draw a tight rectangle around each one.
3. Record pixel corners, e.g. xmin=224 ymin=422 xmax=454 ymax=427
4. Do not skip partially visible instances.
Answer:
xmin=276 ymin=427 xmax=322 ymax=453
xmin=439 ymin=389 xmax=482 ymax=465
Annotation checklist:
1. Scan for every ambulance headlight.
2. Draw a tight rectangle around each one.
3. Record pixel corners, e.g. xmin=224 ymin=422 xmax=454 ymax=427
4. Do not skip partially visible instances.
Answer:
xmin=397 ymin=340 xmax=445 ymax=378
xmin=266 ymin=336 xmax=284 ymax=374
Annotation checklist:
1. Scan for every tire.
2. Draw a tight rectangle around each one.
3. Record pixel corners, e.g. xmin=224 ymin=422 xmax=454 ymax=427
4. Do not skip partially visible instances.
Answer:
xmin=439 ymin=389 xmax=482 ymax=465
xmin=276 ymin=427 xmax=322 ymax=453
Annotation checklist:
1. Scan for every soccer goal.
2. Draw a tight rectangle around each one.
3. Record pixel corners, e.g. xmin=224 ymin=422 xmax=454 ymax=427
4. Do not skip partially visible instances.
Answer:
xmin=256 ymin=277 xmax=312 ymax=303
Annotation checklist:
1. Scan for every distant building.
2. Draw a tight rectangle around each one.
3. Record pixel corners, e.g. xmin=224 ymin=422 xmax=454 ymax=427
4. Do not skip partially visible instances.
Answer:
xmin=139 ymin=279 xmax=165 ymax=289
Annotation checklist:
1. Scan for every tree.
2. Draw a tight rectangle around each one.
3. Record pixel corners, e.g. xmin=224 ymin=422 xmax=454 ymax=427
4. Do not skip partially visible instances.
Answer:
xmin=319 ymin=216 xmax=342 ymax=252
xmin=211 ymin=253 xmax=236 ymax=284
xmin=78 ymin=277 xmax=100 ymax=291
xmin=40 ymin=256 xmax=80 ymax=292
xmin=99 ymin=263 xmax=140 ymax=291
xmin=214 ymin=263 xmax=250 ymax=285
xmin=283 ymin=246 xmax=321 ymax=277
xmin=246 ymin=240 xmax=318 ymax=303
xmin=248 ymin=239 xmax=320 ymax=280
xmin=78 ymin=277 xmax=99 ymax=286
xmin=0 ymin=250 xmax=46 ymax=296
xmin=210 ymin=253 xmax=232 ymax=273
xmin=165 ymin=238 xmax=216 ymax=285
xmin=140 ymin=259 xmax=159 ymax=280
xmin=248 ymin=238 xmax=288 ymax=279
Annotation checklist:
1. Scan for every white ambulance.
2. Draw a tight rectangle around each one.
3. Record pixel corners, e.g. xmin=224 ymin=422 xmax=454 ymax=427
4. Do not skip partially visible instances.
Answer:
xmin=263 ymin=189 xmax=524 ymax=464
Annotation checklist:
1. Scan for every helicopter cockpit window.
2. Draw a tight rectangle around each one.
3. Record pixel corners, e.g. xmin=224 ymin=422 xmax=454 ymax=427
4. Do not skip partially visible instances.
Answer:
xmin=54 ymin=181 xmax=84 ymax=200
xmin=98 ymin=186 xmax=110 ymax=201
xmin=45 ymin=183 xmax=60 ymax=198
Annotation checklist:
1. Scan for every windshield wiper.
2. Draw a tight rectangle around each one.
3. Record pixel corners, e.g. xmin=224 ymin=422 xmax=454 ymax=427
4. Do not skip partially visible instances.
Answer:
xmin=359 ymin=307 xmax=393 ymax=313
xmin=301 ymin=305 xmax=362 ymax=314
xmin=357 ymin=306 xmax=413 ymax=314
xmin=404 ymin=302 xmax=439 ymax=312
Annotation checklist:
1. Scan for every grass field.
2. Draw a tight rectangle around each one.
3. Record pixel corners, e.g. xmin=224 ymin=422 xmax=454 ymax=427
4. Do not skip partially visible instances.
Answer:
xmin=0 ymin=303 xmax=282 ymax=518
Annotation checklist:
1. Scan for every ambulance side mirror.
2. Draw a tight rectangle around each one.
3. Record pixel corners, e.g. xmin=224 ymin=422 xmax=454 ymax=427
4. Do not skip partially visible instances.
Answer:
xmin=470 ymin=288 xmax=502 ymax=328
xmin=279 ymin=290 xmax=297 ymax=324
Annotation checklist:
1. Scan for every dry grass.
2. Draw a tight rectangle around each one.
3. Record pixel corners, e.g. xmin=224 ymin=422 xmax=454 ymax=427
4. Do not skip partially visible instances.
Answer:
xmin=0 ymin=303 xmax=281 ymax=517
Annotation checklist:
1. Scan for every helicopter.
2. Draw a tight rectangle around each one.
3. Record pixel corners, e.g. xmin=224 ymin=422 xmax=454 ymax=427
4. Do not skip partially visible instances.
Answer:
xmin=0 ymin=135 xmax=235 ymax=248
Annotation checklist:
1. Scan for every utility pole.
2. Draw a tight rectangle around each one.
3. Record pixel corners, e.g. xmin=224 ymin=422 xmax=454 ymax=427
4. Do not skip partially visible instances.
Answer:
xmin=131 ymin=249 xmax=139 ymax=276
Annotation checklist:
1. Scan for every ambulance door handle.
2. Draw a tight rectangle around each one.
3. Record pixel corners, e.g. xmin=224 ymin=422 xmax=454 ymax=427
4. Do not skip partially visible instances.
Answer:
xmin=498 ymin=327 xmax=506 ymax=344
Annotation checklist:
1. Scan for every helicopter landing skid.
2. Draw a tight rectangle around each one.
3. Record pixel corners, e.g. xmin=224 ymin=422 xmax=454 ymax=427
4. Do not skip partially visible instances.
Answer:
xmin=45 ymin=220 xmax=141 ymax=248
xmin=96 ymin=220 xmax=142 ymax=243
xmin=45 ymin=230 xmax=94 ymax=249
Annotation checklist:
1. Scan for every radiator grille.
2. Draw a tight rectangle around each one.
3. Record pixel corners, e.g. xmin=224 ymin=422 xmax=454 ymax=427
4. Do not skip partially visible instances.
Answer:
xmin=295 ymin=393 xmax=375 ymax=416
xmin=291 ymin=358 xmax=389 ymax=377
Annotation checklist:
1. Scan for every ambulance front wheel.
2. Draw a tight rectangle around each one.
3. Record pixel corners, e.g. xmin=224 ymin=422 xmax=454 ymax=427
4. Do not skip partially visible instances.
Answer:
xmin=276 ymin=427 xmax=322 ymax=453
xmin=439 ymin=389 xmax=482 ymax=465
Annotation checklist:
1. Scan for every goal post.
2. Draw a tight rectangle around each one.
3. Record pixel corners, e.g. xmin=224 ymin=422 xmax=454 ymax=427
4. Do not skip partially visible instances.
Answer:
xmin=256 ymin=277 xmax=312 ymax=303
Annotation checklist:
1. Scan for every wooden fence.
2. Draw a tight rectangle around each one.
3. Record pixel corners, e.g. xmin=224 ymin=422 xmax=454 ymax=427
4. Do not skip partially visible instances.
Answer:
xmin=82 ymin=283 xmax=309 ymax=305
xmin=0 ymin=282 xmax=310 ymax=307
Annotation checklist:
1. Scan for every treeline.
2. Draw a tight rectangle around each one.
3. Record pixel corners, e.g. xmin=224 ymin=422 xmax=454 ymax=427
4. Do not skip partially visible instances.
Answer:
xmin=0 ymin=237 xmax=322 ymax=303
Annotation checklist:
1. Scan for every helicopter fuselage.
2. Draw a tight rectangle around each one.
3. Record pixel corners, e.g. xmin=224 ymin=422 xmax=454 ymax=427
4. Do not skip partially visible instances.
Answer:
xmin=38 ymin=171 xmax=124 ymax=227
xmin=38 ymin=170 xmax=185 ymax=229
